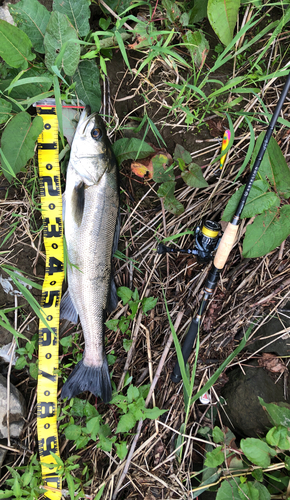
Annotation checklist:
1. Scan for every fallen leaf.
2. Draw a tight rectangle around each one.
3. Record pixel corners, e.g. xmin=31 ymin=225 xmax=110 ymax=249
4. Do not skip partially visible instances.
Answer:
xmin=131 ymin=149 xmax=173 ymax=180
xmin=258 ymin=353 xmax=287 ymax=374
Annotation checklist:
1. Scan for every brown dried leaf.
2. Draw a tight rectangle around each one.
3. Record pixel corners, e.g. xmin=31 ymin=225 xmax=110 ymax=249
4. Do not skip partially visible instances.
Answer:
xmin=258 ymin=353 xmax=287 ymax=373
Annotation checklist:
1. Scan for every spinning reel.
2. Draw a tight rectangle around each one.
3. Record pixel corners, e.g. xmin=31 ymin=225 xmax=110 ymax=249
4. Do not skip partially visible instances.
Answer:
xmin=157 ymin=220 xmax=222 ymax=263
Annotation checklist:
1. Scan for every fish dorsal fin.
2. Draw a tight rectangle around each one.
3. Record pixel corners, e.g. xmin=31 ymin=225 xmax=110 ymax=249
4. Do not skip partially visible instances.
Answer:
xmin=72 ymin=181 xmax=85 ymax=226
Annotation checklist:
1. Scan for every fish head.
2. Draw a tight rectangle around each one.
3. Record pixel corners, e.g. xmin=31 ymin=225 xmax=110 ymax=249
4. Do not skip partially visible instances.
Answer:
xmin=71 ymin=106 xmax=116 ymax=185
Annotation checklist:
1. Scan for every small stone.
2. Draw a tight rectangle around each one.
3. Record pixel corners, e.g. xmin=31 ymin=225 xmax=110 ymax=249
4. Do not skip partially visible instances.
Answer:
xmin=0 ymin=374 xmax=26 ymax=440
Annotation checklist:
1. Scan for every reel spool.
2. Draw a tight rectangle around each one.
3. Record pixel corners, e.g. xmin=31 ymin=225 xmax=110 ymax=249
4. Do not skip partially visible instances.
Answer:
xmin=157 ymin=220 xmax=221 ymax=263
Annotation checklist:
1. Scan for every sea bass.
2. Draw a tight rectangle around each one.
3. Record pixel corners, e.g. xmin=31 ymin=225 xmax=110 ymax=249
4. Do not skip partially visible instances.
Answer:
xmin=60 ymin=106 xmax=120 ymax=403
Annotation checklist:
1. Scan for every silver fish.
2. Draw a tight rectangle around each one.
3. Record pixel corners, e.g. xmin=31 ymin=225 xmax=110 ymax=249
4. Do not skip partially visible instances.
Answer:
xmin=60 ymin=106 xmax=120 ymax=403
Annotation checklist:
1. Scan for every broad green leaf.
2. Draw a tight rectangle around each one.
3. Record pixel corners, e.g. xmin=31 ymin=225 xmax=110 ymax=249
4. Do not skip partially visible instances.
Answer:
xmin=115 ymin=441 xmax=128 ymax=460
xmin=9 ymin=0 xmax=50 ymax=53
xmin=44 ymin=12 xmax=80 ymax=76
xmin=105 ymin=318 xmax=119 ymax=332
xmin=239 ymin=482 xmax=259 ymax=500
xmin=0 ymin=98 xmax=12 ymax=124
xmin=0 ymin=20 xmax=35 ymax=69
xmin=251 ymin=132 xmax=290 ymax=199
xmin=151 ymin=154 xmax=174 ymax=183
xmin=157 ymin=181 xmax=184 ymax=215
xmin=1 ymin=68 xmax=53 ymax=100
xmin=64 ymin=424 xmax=82 ymax=441
xmin=266 ymin=426 xmax=290 ymax=450
xmin=1 ymin=112 xmax=43 ymax=182
xmin=29 ymin=362 xmax=38 ymax=379
xmin=182 ymin=30 xmax=209 ymax=69
xmin=15 ymin=356 xmax=27 ymax=370
xmin=259 ymin=397 xmax=290 ymax=428
xmin=189 ymin=0 xmax=208 ymax=23
xmin=116 ymin=412 xmax=137 ymax=433
xmin=83 ymin=401 xmax=98 ymax=418
xmin=98 ymin=435 xmax=115 ymax=452
xmin=142 ymin=296 xmax=158 ymax=314
xmin=222 ymin=180 xmax=280 ymax=221
xmin=207 ymin=0 xmax=240 ymax=46
xmin=213 ymin=426 xmax=224 ymax=444
xmin=53 ymin=0 xmax=90 ymax=37
xmin=112 ymin=138 xmax=154 ymax=165
xmin=251 ymin=469 xmax=263 ymax=482
xmin=70 ymin=397 xmax=86 ymax=417
xmin=240 ymin=438 xmax=275 ymax=467
xmin=181 ymin=163 xmax=209 ymax=188
xmin=72 ymin=60 xmax=101 ymax=113
xmin=86 ymin=416 xmax=101 ymax=440
xmin=204 ymin=446 xmax=224 ymax=467
xmin=216 ymin=479 xmax=240 ymax=500
xmin=143 ymin=406 xmax=167 ymax=419
xmin=123 ymin=338 xmax=132 ymax=352
xmin=162 ymin=0 xmax=181 ymax=23
xmin=285 ymin=456 xmax=290 ymax=471
xmin=173 ymin=143 xmax=192 ymax=164
xmin=252 ymin=482 xmax=271 ymax=500
xmin=127 ymin=385 xmax=139 ymax=403
xmin=117 ymin=286 xmax=132 ymax=305
xmin=243 ymin=205 xmax=290 ymax=258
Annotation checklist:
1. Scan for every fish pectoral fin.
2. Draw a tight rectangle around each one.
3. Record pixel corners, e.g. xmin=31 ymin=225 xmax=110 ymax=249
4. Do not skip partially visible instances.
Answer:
xmin=60 ymin=288 xmax=79 ymax=324
xmin=72 ymin=181 xmax=85 ymax=226
xmin=107 ymin=272 xmax=118 ymax=313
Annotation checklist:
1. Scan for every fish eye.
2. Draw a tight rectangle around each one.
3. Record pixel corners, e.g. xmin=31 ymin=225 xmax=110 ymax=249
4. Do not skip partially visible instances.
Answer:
xmin=91 ymin=127 xmax=102 ymax=140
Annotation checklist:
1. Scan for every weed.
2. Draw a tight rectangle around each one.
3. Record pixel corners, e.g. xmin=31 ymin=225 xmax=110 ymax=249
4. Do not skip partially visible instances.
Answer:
xmin=193 ymin=399 xmax=290 ymax=498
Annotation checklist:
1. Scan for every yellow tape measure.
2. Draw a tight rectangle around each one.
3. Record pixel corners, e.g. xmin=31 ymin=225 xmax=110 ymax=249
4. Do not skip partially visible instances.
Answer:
xmin=36 ymin=105 xmax=63 ymax=499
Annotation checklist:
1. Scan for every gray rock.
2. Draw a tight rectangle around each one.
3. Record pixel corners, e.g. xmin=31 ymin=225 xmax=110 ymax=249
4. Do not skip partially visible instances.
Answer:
xmin=247 ymin=310 xmax=290 ymax=357
xmin=0 ymin=440 xmax=8 ymax=479
xmin=220 ymin=363 xmax=288 ymax=437
xmin=0 ymin=374 xmax=26 ymax=440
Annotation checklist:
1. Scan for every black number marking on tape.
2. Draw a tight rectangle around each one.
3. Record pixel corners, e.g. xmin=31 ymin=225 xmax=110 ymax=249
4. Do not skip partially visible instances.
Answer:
xmin=37 ymin=107 xmax=56 ymax=115
xmin=38 ymin=142 xmax=57 ymax=150
xmin=40 ymin=370 xmax=57 ymax=382
xmin=44 ymin=217 xmax=62 ymax=238
xmin=41 ymin=290 xmax=60 ymax=308
xmin=39 ymin=176 xmax=60 ymax=197
xmin=46 ymin=256 xmax=63 ymax=275
xmin=37 ymin=402 xmax=56 ymax=418
xmin=40 ymin=436 xmax=58 ymax=456
xmin=39 ymin=327 xmax=57 ymax=346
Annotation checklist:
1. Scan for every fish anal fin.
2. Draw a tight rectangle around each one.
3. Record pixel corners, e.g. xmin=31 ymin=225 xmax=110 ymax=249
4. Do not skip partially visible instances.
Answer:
xmin=60 ymin=289 xmax=78 ymax=324
xmin=107 ymin=273 xmax=118 ymax=313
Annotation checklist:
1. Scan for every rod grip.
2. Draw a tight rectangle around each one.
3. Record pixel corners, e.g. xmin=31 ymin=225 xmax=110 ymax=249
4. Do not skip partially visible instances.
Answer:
xmin=214 ymin=222 xmax=239 ymax=270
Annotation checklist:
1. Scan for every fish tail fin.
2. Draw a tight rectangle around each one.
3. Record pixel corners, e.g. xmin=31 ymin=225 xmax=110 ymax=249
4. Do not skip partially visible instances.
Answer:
xmin=61 ymin=358 xmax=112 ymax=403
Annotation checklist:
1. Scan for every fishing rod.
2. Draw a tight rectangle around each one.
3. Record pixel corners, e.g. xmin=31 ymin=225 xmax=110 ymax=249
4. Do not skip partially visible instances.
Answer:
xmin=171 ymin=69 xmax=290 ymax=384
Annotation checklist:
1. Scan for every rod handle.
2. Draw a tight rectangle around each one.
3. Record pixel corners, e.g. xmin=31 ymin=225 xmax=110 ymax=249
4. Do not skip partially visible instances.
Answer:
xmin=213 ymin=222 xmax=239 ymax=270
xmin=171 ymin=318 xmax=199 ymax=383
